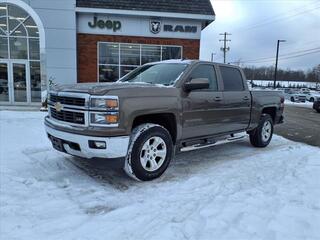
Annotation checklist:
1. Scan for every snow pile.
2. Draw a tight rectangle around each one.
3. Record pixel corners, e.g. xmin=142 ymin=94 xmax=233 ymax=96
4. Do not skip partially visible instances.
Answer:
xmin=285 ymin=100 xmax=314 ymax=109
xmin=1 ymin=111 xmax=320 ymax=240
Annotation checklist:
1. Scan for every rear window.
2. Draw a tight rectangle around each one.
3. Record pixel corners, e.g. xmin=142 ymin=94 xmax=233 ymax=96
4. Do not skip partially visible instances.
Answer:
xmin=220 ymin=66 xmax=244 ymax=91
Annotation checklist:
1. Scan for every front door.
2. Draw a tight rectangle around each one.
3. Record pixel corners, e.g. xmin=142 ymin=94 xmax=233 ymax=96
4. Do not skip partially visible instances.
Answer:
xmin=0 ymin=60 xmax=30 ymax=104
xmin=0 ymin=62 xmax=9 ymax=102
xmin=181 ymin=64 xmax=225 ymax=140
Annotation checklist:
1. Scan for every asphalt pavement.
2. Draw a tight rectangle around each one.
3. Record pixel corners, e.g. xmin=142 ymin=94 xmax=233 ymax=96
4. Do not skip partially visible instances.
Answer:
xmin=275 ymin=104 xmax=320 ymax=147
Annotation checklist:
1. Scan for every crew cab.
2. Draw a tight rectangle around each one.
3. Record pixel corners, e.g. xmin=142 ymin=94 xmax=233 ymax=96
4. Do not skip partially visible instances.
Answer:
xmin=45 ymin=60 xmax=284 ymax=181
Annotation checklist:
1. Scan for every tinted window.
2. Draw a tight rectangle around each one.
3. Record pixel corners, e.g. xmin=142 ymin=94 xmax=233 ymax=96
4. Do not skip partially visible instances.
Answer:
xmin=220 ymin=66 xmax=244 ymax=91
xmin=189 ymin=65 xmax=218 ymax=91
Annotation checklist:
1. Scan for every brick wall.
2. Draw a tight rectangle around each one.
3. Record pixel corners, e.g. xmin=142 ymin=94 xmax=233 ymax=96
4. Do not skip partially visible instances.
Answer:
xmin=77 ymin=34 xmax=200 ymax=83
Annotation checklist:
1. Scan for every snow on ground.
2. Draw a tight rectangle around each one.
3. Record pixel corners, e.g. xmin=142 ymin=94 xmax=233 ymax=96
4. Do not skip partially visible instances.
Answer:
xmin=284 ymin=100 xmax=314 ymax=109
xmin=1 ymin=111 xmax=320 ymax=240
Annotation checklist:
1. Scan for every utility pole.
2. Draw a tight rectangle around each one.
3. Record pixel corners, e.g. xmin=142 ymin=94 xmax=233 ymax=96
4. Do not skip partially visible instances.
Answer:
xmin=211 ymin=52 xmax=216 ymax=62
xmin=273 ymin=39 xmax=286 ymax=89
xmin=219 ymin=32 xmax=231 ymax=64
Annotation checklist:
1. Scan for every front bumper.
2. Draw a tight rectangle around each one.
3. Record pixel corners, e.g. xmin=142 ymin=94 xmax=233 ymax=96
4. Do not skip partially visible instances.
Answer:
xmin=45 ymin=123 xmax=129 ymax=159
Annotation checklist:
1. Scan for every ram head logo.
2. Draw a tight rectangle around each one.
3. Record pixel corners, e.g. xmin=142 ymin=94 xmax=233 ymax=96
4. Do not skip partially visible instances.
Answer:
xmin=150 ymin=20 xmax=161 ymax=34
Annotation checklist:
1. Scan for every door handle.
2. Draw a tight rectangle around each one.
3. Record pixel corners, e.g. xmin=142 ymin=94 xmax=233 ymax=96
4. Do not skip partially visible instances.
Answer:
xmin=243 ymin=96 xmax=250 ymax=101
xmin=214 ymin=96 xmax=222 ymax=102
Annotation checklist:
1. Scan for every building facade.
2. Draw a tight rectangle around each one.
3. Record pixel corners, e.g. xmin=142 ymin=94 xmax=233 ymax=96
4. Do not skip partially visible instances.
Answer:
xmin=0 ymin=0 xmax=215 ymax=106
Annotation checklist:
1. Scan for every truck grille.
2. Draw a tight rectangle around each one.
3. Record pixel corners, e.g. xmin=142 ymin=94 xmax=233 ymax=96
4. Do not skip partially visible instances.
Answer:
xmin=50 ymin=108 xmax=85 ymax=125
xmin=50 ymin=94 xmax=85 ymax=107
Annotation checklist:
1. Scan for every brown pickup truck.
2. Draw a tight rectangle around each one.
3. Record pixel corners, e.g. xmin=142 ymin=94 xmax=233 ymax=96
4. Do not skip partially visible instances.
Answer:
xmin=45 ymin=60 xmax=284 ymax=181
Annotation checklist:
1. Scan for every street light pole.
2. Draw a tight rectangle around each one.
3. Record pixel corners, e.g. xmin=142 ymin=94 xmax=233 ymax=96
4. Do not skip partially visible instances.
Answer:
xmin=274 ymin=39 xmax=286 ymax=89
xmin=211 ymin=52 xmax=216 ymax=62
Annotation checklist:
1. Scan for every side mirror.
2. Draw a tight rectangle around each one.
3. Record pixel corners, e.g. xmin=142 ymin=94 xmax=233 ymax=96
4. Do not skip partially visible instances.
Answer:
xmin=184 ymin=78 xmax=210 ymax=91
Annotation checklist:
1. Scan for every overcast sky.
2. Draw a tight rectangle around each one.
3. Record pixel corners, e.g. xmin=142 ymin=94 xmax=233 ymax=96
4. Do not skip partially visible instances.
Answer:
xmin=200 ymin=0 xmax=320 ymax=71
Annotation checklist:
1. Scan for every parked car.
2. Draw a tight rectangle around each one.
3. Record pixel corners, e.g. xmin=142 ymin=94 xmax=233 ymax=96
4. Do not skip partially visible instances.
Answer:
xmin=305 ymin=91 xmax=320 ymax=102
xmin=313 ymin=98 xmax=320 ymax=113
xmin=285 ymin=89 xmax=307 ymax=102
xmin=45 ymin=60 xmax=285 ymax=181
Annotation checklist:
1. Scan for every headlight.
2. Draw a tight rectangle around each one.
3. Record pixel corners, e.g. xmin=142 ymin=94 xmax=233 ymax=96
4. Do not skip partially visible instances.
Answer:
xmin=90 ymin=112 xmax=119 ymax=125
xmin=90 ymin=97 xmax=118 ymax=110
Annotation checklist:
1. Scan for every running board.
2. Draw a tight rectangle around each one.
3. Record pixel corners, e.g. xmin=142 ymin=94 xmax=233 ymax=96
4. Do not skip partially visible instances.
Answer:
xmin=180 ymin=132 xmax=246 ymax=152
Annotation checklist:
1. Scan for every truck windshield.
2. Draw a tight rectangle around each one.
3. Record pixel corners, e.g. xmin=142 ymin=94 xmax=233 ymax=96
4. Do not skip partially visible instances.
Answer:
xmin=119 ymin=63 xmax=188 ymax=86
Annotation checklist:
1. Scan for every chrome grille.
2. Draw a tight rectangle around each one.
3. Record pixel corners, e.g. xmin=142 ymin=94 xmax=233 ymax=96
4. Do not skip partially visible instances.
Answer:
xmin=50 ymin=94 xmax=85 ymax=107
xmin=50 ymin=108 xmax=85 ymax=125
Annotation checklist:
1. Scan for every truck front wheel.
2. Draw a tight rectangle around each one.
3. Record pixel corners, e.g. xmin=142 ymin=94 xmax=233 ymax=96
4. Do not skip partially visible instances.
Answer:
xmin=249 ymin=114 xmax=274 ymax=148
xmin=124 ymin=124 xmax=173 ymax=181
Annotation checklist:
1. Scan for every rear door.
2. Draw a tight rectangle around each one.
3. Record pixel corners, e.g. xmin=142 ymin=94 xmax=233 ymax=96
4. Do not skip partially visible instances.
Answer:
xmin=218 ymin=65 xmax=251 ymax=132
xmin=181 ymin=63 xmax=226 ymax=139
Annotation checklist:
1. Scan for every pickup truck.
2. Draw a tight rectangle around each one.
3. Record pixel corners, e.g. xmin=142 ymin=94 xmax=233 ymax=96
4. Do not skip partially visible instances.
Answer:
xmin=45 ymin=60 xmax=284 ymax=181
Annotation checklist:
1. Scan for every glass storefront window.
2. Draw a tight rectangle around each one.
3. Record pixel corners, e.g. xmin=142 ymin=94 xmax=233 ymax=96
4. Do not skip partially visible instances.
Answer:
xmin=0 ymin=36 xmax=8 ymax=59
xmin=99 ymin=65 xmax=119 ymax=82
xmin=13 ymin=63 xmax=27 ymax=102
xmin=0 ymin=4 xmax=7 ymax=17
xmin=9 ymin=37 xmax=27 ymax=59
xmin=30 ymin=61 xmax=41 ymax=102
xmin=141 ymin=45 xmax=161 ymax=64
xmin=8 ymin=4 xmax=28 ymax=21
xmin=99 ymin=43 xmax=119 ymax=65
xmin=0 ymin=63 xmax=9 ymax=102
xmin=120 ymin=44 xmax=140 ymax=65
xmin=29 ymin=38 xmax=40 ymax=60
xmin=0 ymin=17 xmax=7 ymax=34
xmin=98 ymin=42 xmax=182 ymax=82
xmin=120 ymin=66 xmax=138 ymax=78
xmin=162 ymin=46 xmax=182 ymax=60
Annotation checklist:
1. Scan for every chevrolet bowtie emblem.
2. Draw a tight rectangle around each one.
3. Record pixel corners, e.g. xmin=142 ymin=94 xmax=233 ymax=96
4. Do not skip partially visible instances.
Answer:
xmin=54 ymin=102 xmax=63 ymax=112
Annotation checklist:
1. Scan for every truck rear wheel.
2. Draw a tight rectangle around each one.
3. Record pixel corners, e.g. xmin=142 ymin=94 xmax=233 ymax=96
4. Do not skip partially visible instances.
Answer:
xmin=124 ymin=124 xmax=173 ymax=181
xmin=249 ymin=114 xmax=274 ymax=148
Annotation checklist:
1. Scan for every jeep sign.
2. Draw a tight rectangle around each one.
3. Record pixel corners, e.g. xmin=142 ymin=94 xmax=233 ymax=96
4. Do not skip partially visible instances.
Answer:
xmin=88 ymin=16 xmax=122 ymax=32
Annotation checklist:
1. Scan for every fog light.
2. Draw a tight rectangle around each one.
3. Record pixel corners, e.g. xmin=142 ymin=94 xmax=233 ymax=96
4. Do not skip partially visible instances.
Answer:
xmin=89 ymin=140 xmax=106 ymax=149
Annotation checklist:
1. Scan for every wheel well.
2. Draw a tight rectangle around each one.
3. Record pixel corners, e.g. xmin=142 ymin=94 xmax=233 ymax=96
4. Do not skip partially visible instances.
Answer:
xmin=132 ymin=113 xmax=177 ymax=144
xmin=262 ymin=107 xmax=276 ymax=122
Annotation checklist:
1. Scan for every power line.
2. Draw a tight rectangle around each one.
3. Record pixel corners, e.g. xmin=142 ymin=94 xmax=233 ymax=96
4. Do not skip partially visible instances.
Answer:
xmin=229 ymin=47 xmax=320 ymax=64
xmin=219 ymin=32 xmax=231 ymax=64
xmin=237 ymin=50 xmax=320 ymax=64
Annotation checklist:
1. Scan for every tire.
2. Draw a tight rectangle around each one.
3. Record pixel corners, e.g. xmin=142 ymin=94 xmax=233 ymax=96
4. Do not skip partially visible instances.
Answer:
xmin=310 ymin=97 xmax=314 ymax=102
xmin=249 ymin=114 xmax=274 ymax=148
xmin=124 ymin=123 xmax=173 ymax=181
xmin=317 ymin=109 xmax=320 ymax=113
xmin=290 ymin=97 xmax=295 ymax=102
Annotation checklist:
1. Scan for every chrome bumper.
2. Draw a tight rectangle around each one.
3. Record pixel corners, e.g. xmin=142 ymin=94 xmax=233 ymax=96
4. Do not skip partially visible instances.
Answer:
xmin=45 ymin=124 xmax=129 ymax=159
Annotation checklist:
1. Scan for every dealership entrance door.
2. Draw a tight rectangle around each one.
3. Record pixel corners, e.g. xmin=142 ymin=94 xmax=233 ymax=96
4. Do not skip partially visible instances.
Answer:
xmin=0 ymin=60 xmax=32 ymax=104
xmin=0 ymin=2 xmax=42 ymax=106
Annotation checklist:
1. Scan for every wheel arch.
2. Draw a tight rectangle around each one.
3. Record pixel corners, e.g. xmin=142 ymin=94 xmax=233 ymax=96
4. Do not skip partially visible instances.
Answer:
xmin=261 ymin=106 xmax=277 ymax=122
xmin=131 ymin=113 xmax=177 ymax=144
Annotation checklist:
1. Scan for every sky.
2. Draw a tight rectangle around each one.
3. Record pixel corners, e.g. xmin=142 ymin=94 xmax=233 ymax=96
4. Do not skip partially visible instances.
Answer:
xmin=200 ymin=0 xmax=320 ymax=71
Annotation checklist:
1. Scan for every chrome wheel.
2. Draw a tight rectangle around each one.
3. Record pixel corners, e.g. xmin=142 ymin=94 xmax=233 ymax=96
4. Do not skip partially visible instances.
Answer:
xmin=140 ymin=136 xmax=167 ymax=172
xmin=262 ymin=121 xmax=272 ymax=142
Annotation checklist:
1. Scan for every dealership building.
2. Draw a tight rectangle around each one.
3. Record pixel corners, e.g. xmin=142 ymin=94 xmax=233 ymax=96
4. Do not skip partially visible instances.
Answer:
xmin=0 ymin=0 xmax=215 ymax=106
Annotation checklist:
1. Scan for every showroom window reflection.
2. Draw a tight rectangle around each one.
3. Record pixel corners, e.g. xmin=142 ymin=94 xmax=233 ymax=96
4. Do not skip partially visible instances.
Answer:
xmin=98 ymin=42 xmax=182 ymax=82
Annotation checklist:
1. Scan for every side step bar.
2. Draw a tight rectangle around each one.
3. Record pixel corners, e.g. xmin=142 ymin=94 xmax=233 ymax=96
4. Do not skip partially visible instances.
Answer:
xmin=180 ymin=132 xmax=247 ymax=152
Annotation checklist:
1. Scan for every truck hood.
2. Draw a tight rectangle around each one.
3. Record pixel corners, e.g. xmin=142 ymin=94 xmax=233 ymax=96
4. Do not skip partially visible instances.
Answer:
xmin=52 ymin=82 xmax=175 ymax=95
